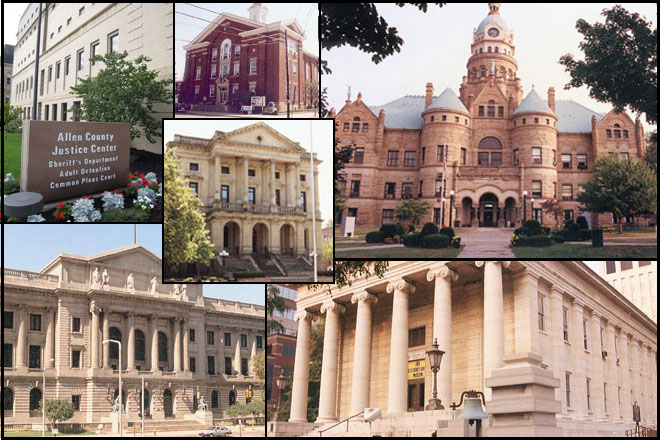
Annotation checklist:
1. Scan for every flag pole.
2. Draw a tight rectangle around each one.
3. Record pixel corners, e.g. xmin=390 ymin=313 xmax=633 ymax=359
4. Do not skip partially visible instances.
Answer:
xmin=309 ymin=120 xmax=318 ymax=282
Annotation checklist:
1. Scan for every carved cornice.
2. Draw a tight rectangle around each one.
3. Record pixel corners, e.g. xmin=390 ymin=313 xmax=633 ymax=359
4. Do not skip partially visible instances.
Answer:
xmin=350 ymin=291 xmax=379 ymax=305
xmin=475 ymin=261 xmax=511 ymax=270
xmin=385 ymin=279 xmax=416 ymax=295
xmin=320 ymin=300 xmax=346 ymax=315
xmin=426 ymin=264 xmax=458 ymax=282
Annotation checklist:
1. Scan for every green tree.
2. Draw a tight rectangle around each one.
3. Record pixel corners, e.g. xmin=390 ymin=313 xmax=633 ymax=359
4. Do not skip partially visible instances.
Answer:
xmin=305 ymin=80 xmax=319 ymax=108
xmin=644 ymin=131 xmax=657 ymax=174
xmin=69 ymin=51 xmax=173 ymax=141
xmin=251 ymin=352 xmax=265 ymax=389
xmin=396 ymin=199 xmax=431 ymax=226
xmin=320 ymin=3 xmax=445 ymax=73
xmin=39 ymin=399 xmax=74 ymax=433
xmin=320 ymin=87 xmax=330 ymax=118
xmin=541 ymin=198 xmax=564 ymax=228
xmin=267 ymin=284 xmax=289 ymax=334
xmin=559 ymin=5 xmax=657 ymax=124
xmin=322 ymin=237 xmax=333 ymax=268
xmin=3 ymin=103 xmax=22 ymax=136
xmin=577 ymin=155 xmax=657 ymax=233
xmin=163 ymin=147 xmax=214 ymax=270
xmin=334 ymin=128 xmax=354 ymax=219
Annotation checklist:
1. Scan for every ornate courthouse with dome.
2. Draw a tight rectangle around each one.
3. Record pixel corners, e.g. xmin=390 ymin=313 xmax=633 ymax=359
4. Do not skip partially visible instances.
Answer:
xmin=332 ymin=3 xmax=647 ymax=228
xmin=3 ymin=244 xmax=264 ymax=432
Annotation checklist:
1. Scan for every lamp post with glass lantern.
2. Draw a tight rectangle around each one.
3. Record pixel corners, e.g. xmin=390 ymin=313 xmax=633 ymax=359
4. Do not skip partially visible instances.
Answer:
xmin=103 ymin=339 xmax=122 ymax=437
xmin=274 ymin=372 xmax=289 ymax=421
xmin=425 ymin=338 xmax=445 ymax=410
xmin=530 ymin=198 xmax=535 ymax=222
xmin=522 ymin=190 xmax=528 ymax=222
xmin=449 ymin=190 xmax=455 ymax=228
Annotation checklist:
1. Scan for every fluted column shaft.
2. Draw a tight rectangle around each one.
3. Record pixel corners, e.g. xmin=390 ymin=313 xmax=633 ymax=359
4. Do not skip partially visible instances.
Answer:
xmin=316 ymin=301 xmax=345 ymax=422
xmin=215 ymin=154 xmax=221 ymax=198
xmin=427 ymin=265 xmax=457 ymax=411
xmin=127 ymin=313 xmax=135 ymax=371
xmin=16 ymin=306 xmax=27 ymax=367
xmin=350 ymin=292 xmax=378 ymax=415
xmin=151 ymin=316 xmax=159 ymax=372
xmin=387 ymin=280 xmax=416 ymax=414
xmin=590 ymin=312 xmax=605 ymax=418
xmin=45 ymin=307 xmax=55 ymax=368
xmin=250 ymin=333 xmax=257 ymax=375
xmin=234 ymin=331 xmax=242 ymax=374
xmin=174 ymin=318 xmax=182 ymax=372
xmin=619 ymin=333 xmax=632 ymax=420
xmin=289 ymin=310 xmax=317 ymax=422
xmin=549 ymin=287 xmax=564 ymax=410
xmin=606 ymin=323 xmax=619 ymax=419
xmin=477 ymin=260 xmax=509 ymax=401
xmin=242 ymin=157 xmax=249 ymax=203
xmin=270 ymin=160 xmax=277 ymax=205
xmin=183 ymin=321 xmax=190 ymax=372
xmin=102 ymin=309 xmax=110 ymax=368
xmin=90 ymin=304 xmax=99 ymax=368
xmin=571 ymin=301 xmax=586 ymax=418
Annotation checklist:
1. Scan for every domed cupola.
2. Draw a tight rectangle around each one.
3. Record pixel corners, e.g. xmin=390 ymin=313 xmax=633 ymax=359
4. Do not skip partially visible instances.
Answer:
xmin=475 ymin=3 xmax=511 ymax=39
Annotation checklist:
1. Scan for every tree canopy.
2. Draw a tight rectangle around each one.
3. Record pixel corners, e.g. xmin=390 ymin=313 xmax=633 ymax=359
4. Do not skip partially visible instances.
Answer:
xmin=396 ymin=199 xmax=431 ymax=226
xmin=40 ymin=399 xmax=74 ymax=432
xmin=266 ymin=284 xmax=288 ymax=334
xmin=559 ymin=5 xmax=657 ymax=124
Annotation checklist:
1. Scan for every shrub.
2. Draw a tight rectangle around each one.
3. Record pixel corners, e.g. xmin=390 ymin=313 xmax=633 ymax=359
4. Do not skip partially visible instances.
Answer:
xmin=541 ymin=226 xmax=551 ymax=235
xmin=523 ymin=219 xmax=542 ymax=236
xmin=365 ymin=231 xmax=386 ymax=243
xmin=579 ymin=229 xmax=593 ymax=241
xmin=422 ymin=234 xmax=450 ymax=248
xmin=71 ymin=197 xmax=102 ymax=222
xmin=439 ymin=227 xmax=455 ymax=238
xmin=551 ymin=232 xmax=565 ymax=244
xmin=513 ymin=226 xmax=529 ymax=237
xmin=403 ymin=233 xmax=422 ymax=248
xmin=407 ymin=224 xmax=415 ymax=233
xmin=564 ymin=219 xmax=576 ymax=229
xmin=510 ymin=234 xmax=524 ymax=246
xmin=576 ymin=216 xmax=589 ymax=229
xmin=3 ymin=179 xmax=20 ymax=195
xmin=451 ymin=236 xmax=461 ymax=248
xmin=102 ymin=191 xmax=125 ymax=212
xmin=525 ymin=235 xmax=552 ymax=247
xmin=420 ymin=222 xmax=438 ymax=237
xmin=379 ymin=223 xmax=401 ymax=238
xmin=384 ymin=237 xmax=394 ymax=244
xmin=101 ymin=208 xmax=149 ymax=222
xmin=562 ymin=221 xmax=583 ymax=241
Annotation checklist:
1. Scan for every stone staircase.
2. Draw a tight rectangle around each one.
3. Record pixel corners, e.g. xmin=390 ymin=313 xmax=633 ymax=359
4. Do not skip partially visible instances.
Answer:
xmin=100 ymin=418 xmax=207 ymax=434
xmin=253 ymin=254 xmax=284 ymax=277
xmin=220 ymin=255 xmax=254 ymax=274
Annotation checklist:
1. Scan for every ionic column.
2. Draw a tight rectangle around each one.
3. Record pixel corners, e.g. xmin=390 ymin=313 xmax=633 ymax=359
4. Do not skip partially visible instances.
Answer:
xmin=250 ymin=332 xmax=257 ymax=375
xmin=214 ymin=154 xmax=221 ymax=199
xmin=234 ymin=331 xmax=242 ymax=375
xmin=90 ymin=302 xmax=99 ymax=368
xmin=151 ymin=315 xmax=159 ymax=372
xmin=127 ymin=312 xmax=135 ymax=371
xmin=350 ymin=292 xmax=378 ymax=415
xmin=548 ymin=287 xmax=564 ymax=410
xmin=174 ymin=317 xmax=182 ymax=372
xmin=476 ymin=260 xmax=510 ymax=401
xmin=570 ymin=301 xmax=587 ymax=418
xmin=183 ymin=320 xmax=190 ymax=372
xmin=44 ymin=307 xmax=55 ymax=368
xmin=242 ymin=156 xmax=249 ymax=203
xmin=316 ymin=300 xmax=346 ymax=423
xmin=102 ymin=309 xmax=110 ymax=368
xmin=294 ymin=161 xmax=301 ymax=207
xmin=606 ymin=323 xmax=619 ymax=420
xmin=619 ymin=332 xmax=632 ymax=421
xmin=270 ymin=160 xmax=277 ymax=205
xmin=590 ymin=311 xmax=605 ymax=419
xmin=285 ymin=163 xmax=294 ymax=207
xmin=386 ymin=279 xmax=416 ymax=414
xmin=16 ymin=305 xmax=27 ymax=368
xmin=427 ymin=264 xmax=458 ymax=411
xmin=289 ymin=310 xmax=318 ymax=423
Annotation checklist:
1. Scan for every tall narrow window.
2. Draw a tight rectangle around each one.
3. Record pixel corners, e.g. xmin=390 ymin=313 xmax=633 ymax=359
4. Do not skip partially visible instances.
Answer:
xmin=604 ymin=383 xmax=608 ymax=413
xmin=387 ymin=151 xmax=399 ymax=167
xmin=565 ymin=372 xmax=571 ymax=408
xmin=562 ymin=307 xmax=569 ymax=341
xmin=586 ymin=378 xmax=591 ymax=411
xmin=538 ymin=293 xmax=546 ymax=331
xmin=583 ymin=319 xmax=588 ymax=350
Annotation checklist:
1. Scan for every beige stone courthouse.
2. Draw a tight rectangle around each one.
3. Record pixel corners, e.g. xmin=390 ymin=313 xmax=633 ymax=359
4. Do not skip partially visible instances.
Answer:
xmin=272 ymin=261 xmax=657 ymax=437
xmin=3 ymin=244 xmax=264 ymax=431
xmin=167 ymin=122 xmax=323 ymax=274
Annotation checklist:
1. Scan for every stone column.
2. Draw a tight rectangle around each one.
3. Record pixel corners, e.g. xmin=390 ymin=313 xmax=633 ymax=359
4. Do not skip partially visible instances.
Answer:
xmin=427 ymin=264 xmax=458 ymax=411
xmin=590 ymin=311 xmax=605 ymax=419
xmin=102 ymin=309 xmax=110 ymax=368
xmin=90 ymin=302 xmax=99 ymax=368
xmin=217 ymin=327 xmax=223 ymax=375
xmin=174 ymin=317 xmax=182 ymax=372
xmin=285 ymin=163 xmax=294 ymax=207
xmin=289 ymin=310 xmax=317 ymax=423
xmin=151 ymin=315 xmax=159 ymax=372
xmin=199 ymin=323 xmax=207 ymax=375
xmin=294 ymin=161 xmax=301 ymax=207
xmin=270 ymin=160 xmax=277 ymax=205
xmin=570 ymin=301 xmax=587 ymax=418
xmin=316 ymin=300 xmax=346 ymax=423
xmin=629 ymin=337 xmax=639 ymax=417
xmin=548 ymin=287 xmax=564 ymax=410
xmin=214 ymin=154 xmax=221 ymax=200
xmin=606 ymin=323 xmax=619 ymax=420
xmin=16 ymin=305 xmax=27 ymax=368
xmin=512 ymin=271 xmax=540 ymax=354
xmin=183 ymin=320 xmax=190 ymax=372
xmin=242 ymin=156 xmax=249 ymax=203
xmin=641 ymin=344 xmax=649 ymax=423
xmin=250 ymin=332 xmax=257 ymax=375
xmin=476 ymin=260 xmax=510 ymax=401
xmin=619 ymin=332 xmax=632 ymax=421
xmin=234 ymin=331 xmax=242 ymax=375
xmin=350 ymin=292 xmax=378 ymax=415
xmin=127 ymin=312 xmax=135 ymax=371
xmin=44 ymin=307 xmax=55 ymax=368
xmin=386 ymin=279 xmax=416 ymax=414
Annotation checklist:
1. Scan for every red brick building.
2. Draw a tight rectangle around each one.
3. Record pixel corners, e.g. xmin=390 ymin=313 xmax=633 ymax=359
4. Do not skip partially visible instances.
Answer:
xmin=180 ymin=4 xmax=319 ymax=112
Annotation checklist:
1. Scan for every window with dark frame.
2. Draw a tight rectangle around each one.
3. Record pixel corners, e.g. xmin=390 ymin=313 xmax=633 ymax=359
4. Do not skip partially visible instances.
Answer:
xmin=72 ymin=395 xmax=80 ymax=411
xmin=207 ymin=330 xmax=214 ymax=345
xmin=30 ymin=314 xmax=41 ymax=332
xmin=387 ymin=151 xmax=399 ymax=166
xmin=225 ymin=357 xmax=232 ymax=375
xmin=3 ymin=311 xmax=13 ymax=329
xmin=562 ymin=307 xmax=569 ymax=341
xmin=408 ymin=327 xmax=426 ymax=348
xmin=72 ymin=350 xmax=81 ymax=368
xmin=538 ymin=293 xmax=545 ymax=331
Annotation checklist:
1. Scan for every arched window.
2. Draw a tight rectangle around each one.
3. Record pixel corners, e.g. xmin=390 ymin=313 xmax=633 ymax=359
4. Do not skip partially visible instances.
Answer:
xmin=472 ymin=68 xmax=477 ymax=79
xmin=229 ymin=390 xmax=236 ymax=406
xmin=4 ymin=388 xmax=13 ymax=412
xmin=480 ymin=66 xmax=486 ymax=77
xmin=158 ymin=331 xmax=168 ymax=363
xmin=488 ymin=46 xmax=492 ymax=52
xmin=220 ymin=39 xmax=231 ymax=59
xmin=613 ymin=123 xmax=620 ymax=128
xmin=135 ymin=330 xmax=145 ymax=362
xmin=29 ymin=388 xmax=42 ymax=412
xmin=495 ymin=47 xmax=499 ymax=53
xmin=109 ymin=327 xmax=121 ymax=360
xmin=487 ymin=100 xmax=496 ymax=118
xmin=353 ymin=117 xmax=360 ymax=121
xmin=478 ymin=137 xmax=502 ymax=149
xmin=211 ymin=390 xmax=219 ymax=408
xmin=508 ymin=69 xmax=513 ymax=79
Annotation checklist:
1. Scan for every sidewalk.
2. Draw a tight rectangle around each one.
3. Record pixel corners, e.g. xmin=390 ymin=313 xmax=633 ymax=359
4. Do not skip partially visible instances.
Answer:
xmin=457 ymin=228 xmax=515 ymax=258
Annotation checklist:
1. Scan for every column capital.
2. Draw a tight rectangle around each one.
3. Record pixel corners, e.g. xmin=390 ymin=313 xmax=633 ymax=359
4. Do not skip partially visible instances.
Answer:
xmin=476 ymin=260 xmax=511 ymax=269
xmin=549 ymin=285 xmax=564 ymax=299
xmin=570 ymin=298 xmax=585 ymax=311
xmin=90 ymin=302 xmax=101 ymax=315
xmin=294 ymin=310 xmax=318 ymax=322
xmin=320 ymin=300 xmax=346 ymax=315
xmin=351 ymin=291 xmax=379 ymax=305
xmin=426 ymin=264 xmax=458 ymax=282
xmin=386 ymin=279 xmax=416 ymax=295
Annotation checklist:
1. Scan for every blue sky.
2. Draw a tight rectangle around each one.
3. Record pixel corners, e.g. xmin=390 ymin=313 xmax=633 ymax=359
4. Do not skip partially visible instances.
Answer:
xmin=3 ymin=224 xmax=264 ymax=304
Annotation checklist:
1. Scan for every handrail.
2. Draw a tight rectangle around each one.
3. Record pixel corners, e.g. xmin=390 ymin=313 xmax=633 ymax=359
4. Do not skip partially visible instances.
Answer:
xmin=319 ymin=411 xmax=364 ymax=437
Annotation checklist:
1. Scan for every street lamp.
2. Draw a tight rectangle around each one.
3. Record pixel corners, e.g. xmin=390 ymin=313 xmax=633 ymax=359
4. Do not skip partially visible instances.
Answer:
xmin=449 ymin=190 xmax=455 ymax=228
xmin=274 ymin=372 xmax=289 ymax=421
xmin=530 ymin=198 xmax=535 ymax=222
xmin=219 ymin=249 xmax=229 ymax=266
xmin=424 ymin=338 xmax=445 ymax=410
xmin=42 ymin=358 xmax=54 ymax=437
xmin=450 ymin=390 xmax=489 ymax=437
xmin=522 ymin=190 xmax=528 ymax=222
xmin=103 ymin=339 xmax=122 ymax=437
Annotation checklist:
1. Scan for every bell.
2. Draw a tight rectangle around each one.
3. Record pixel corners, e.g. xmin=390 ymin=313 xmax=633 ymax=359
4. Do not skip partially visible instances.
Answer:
xmin=458 ymin=397 xmax=489 ymax=420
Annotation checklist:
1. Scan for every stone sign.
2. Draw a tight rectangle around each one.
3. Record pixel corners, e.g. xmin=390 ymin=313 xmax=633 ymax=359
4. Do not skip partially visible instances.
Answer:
xmin=20 ymin=120 xmax=130 ymax=202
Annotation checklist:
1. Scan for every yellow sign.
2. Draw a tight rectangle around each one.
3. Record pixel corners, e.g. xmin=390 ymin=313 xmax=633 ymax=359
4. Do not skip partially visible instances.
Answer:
xmin=407 ymin=359 xmax=425 ymax=380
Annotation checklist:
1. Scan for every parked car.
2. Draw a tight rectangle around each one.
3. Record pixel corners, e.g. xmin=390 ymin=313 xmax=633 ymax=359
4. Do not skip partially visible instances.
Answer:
xmin=199 ymin=425 xmax=231 ymax=437
xmin=177 ymin=103 xmax=190 ymax=113
xmin=262 ymin=101 xmax=278 ymax=115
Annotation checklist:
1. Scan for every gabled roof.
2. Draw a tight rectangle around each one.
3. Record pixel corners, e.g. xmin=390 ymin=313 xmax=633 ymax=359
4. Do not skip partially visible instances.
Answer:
xmin=512 ymin=88 xmax=555 ymax=116
xmin=427 ymin=88 xmax=469 ymax=114
xmin=40 ymin=244 xmax=161 ymax=274
xmin=552 ymin=100 xmax=604 ymax=133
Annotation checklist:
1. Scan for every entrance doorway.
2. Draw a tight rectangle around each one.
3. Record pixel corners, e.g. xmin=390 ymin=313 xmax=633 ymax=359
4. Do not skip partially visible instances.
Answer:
xmin=163 ymin=389 xmax=173 ymax=418
xmin=223 ymin=222 xmax=240 ymax=256
xmin=252 ymin=223 xmax=269 ymax=255
xmin=407 ymin=380 xmax=425 ymax=412
xmin=478 ymin=193 xmax=499 ymax=227
xmin=280 ymin=224 xmax=294 ymax=255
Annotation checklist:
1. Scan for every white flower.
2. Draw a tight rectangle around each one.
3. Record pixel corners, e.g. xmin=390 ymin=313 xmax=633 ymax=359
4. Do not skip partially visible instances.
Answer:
xmin=138 ymin=187 xmax=158 ymax=204
xmin=102 ymin=192 xmax=125 ymax=212
xmin=144 ymin=172 xmax=158 ymax=184
xmin=71 ymin=198 xmax=102 ymax=222
xmin=27 ymin=214 xmax=46 ymax=222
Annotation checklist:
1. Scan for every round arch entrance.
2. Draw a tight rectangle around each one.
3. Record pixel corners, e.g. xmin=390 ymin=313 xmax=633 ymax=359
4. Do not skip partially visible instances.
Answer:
xmin=223 ymin=222 xmax=240 ymax=256
xmin=252 ymin=223 xmax=269 ymax=255
xmin=504 ymin=197 xmax=517 ymax=227
xmin=478 ymin=193 xmax=500 ymax=227
xmin=280 ymin=224 xmax=295 ymax=255
xmin=461 ymin=197 xmax=475 ymax=227
xmin=163 ymin=389 xmax=173 ymax=418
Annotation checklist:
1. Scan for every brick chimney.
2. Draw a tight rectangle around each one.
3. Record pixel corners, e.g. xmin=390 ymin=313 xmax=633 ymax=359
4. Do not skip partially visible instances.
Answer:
xmin=548 ymin=87 xmax=555 ymax=112
xmin=328 ymin=107 xmax=336 ymax=118
xmin=376 ymin=109 xmax=386 ymax=150
xmin=356 ymin=92 xmax=362 ymax=104
xmin=635 ymin=116 xmax=645 ymax=157
xmin=425 ymin=82 xmax=434 ymax=109
xmin=591 ymin=115 xmax=599 ymax=157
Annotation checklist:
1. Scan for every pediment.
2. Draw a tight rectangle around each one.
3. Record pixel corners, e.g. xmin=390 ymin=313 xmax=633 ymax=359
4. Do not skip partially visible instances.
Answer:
xmin=88 ymin=245 xmax=162 ymax=275
xmin=221 ymin=122 xmax=307 ymax=152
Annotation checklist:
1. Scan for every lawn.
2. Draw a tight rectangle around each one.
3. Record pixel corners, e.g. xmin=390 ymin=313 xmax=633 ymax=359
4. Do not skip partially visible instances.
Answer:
xmin=337 ymin=246 xmax=463 ymax=258
xmin=5 ymin=430 xmax=97 ymax=437
xmin=512 ymin=244 xmax=657 ymax=258
xmin=3 ymin=132 xmax=22 ymax=179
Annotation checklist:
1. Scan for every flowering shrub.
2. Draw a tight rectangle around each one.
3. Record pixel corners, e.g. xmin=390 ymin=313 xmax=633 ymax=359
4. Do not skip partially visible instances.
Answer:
xmin=392 ymin=234 xmax=402 ymax=244
xmin=125 ymin=172 xmax=161 ymax=198
xmin=384 ymin=237 xmax=394 ymax=244
xmin=144 ymin=172 xmax=158 ymax=184
xmin=102 ymin=190 xmax=125 ymax=212
xmin=451 ymin=236 xmax=461 ymax=248
xmin=53 ymin=202 xmax=72 ymax=221
xmin=71 ymin=197 xmax=102 ymax=222
xmin=510 ymin=234 xmax=522 ymax=246
xmin=137 ymin=186 xmax=158 ymax=205
xmin=28 ymin=214 xmax=46 ymax=222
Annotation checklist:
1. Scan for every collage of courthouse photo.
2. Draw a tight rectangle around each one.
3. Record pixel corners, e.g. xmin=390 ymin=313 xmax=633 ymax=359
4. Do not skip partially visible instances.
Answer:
xmin=1 ymin=2 xmax=658 ymax=439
